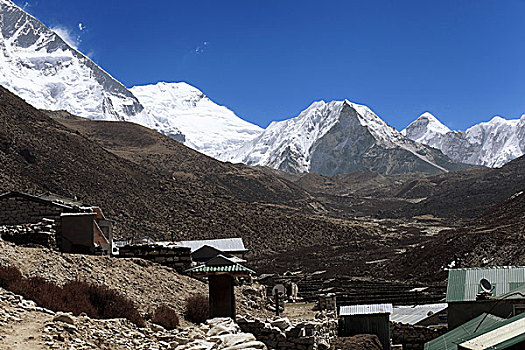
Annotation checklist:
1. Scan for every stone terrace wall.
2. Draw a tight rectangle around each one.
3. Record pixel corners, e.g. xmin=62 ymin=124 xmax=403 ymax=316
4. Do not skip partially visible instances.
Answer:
xmin=0 ymin=219 xmax=56 ymax=248
xmin=237 ymin=315 xmax=338 ymax=350
xmin=391 ymin=322 xmax=447 ymax=350
xmin=117 ymin=244 xmax=192 ymax=272
xmin=0 ymin=196 xmax=67 ymax=241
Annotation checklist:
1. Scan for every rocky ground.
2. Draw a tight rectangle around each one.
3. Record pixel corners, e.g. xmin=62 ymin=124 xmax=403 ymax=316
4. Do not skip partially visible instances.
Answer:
xmin=0 ymin=240 xmax=269 ymax=324
xmin=0 ymin=287 xmax=267 ymax=350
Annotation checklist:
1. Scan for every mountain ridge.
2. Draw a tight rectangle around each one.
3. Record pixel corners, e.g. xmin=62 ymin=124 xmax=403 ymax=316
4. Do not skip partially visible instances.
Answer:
xmin=403 ymin=112 xmax=525 ymax=167
xmin=227 ymin=100 xmax=468 ymax=176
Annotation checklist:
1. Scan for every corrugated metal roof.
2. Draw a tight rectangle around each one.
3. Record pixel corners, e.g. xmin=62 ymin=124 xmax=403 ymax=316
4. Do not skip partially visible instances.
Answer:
xmin=339 ymin=304 xmax=393 ymax=316
xmin=494 ymin=283 xmax=525 ymax=301
xmin=425 ymin=313 xmax=505 ymax=350
xmin=446 ymin=266 xmax=525 ymax=302
xmin=186 ymin=255 xmax=254 ymax=274
xmin=391 ymin=303 xmax=448 ymax=325
xmin=179 ymin=238 xmax=247 ymax=253
xmin=186 ymin=264 xmax=254 ymax=273
xmin=458 ymin=315 xmax=525 ymax=349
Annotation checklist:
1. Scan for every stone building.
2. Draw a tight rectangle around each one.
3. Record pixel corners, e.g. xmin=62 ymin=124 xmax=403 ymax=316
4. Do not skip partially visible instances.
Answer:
xmin=0 ymin=191 xmax=112 ymax=254
xmin=179 ymin=238 xmax=248 ymax=263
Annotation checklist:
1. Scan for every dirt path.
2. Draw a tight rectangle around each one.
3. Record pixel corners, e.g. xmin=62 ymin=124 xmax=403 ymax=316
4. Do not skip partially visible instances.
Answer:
xmin=281 ymin=302 xmax=317 ymax=320
xmin=0 ymin=312 xmax=51 ymax=350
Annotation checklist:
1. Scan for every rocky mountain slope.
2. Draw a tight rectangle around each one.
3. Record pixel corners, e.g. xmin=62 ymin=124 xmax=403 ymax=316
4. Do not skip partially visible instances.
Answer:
xmin=0 ymin=86 xmax=386 ymax=273
xmin=384 ymin=155 xmax=525 ymax=219
xmin=403 ymin=112 xmax=525 ymax=167
xmin=382 ymin=189 xmax=525 ymax=283
xmin=227 ymin=100 xmax=467 ymax=176
xmin=130 ymin=82 xmax=262 ymax=159
xmin=0 ymin=239 xmax=266 ymax=324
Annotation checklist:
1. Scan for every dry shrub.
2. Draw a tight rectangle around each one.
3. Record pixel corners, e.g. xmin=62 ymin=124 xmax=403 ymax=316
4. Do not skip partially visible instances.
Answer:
xmin=151 ymin=304 xmax=180 ymax=330
xmin=85 ymin=283 xmax=144 ymax=327
xmin=10 ymin=276 xmax=65 ymax=311
xmin=184 ymin=294 xmax=209 ymax=324
xmin=0 ymin=265 xmax=144 ymax=326
xmin=0 ymin=265 xmax=22 ymax=288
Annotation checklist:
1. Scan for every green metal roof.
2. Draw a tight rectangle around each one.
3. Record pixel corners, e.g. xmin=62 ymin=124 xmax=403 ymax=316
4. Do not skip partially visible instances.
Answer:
xmin=186 ymin=255 xmax=255 ymax=275
xmin=446 ymin=266 xmax=525 ymax=302
xmin=424 ymin=313 xmax=504 ymax=350
xmin=186 ymin=264 xmax=254 ymax=274
xmin=456 ymin=313 xmax=525 ymax=350
xmin=494 ymin=283 xmax=525 ymax=301
xmin=425 ymin=313 xmax=525 ymax=350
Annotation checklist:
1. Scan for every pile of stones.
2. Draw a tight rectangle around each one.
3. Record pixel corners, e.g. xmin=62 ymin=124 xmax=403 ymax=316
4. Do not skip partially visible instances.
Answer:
xmin=237 ymin=315 xmax=338 ymax=350
xmin=390 ymin=322 xmax=447 ymax=350
xmin=0 ymin=218 xmax=56 ymax=248
xmin=0 ymin=287 xmax=266 ymax=350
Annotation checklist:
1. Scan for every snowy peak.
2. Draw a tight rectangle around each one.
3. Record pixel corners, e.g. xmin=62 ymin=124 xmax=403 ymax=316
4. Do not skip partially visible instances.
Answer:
xmin=401 ymin=112 xmax=450 ymax=143
xmin=228 ymin=99 xmax=464 ymax=176
xmin=0 ymin=0 xmax=154 ymax=125
xmin=403 ymin=113 xmax=525 ymax=168
xmin=130 ymin=82 xmax=263 ymax=159
xmin=132 ymin=82 xmax=206 ymax=111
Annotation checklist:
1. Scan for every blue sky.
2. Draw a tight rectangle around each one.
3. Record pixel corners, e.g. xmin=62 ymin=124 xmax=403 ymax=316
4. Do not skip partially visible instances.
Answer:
xmin=14 ymin=0 xmax=525 ymax=130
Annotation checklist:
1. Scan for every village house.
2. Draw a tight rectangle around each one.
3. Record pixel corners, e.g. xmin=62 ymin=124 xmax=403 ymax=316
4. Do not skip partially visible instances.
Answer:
xmin=0 ymin=191 xmax=112 ymax=255
xmin=179 ymin=238 xmax=248 ymax=263
xmin=425 ymin=312 xmax=525 ymax=350
xmin=338 ymin=303 xmax=393 ymax=350
xmin=446 ymin=266 xmax=525 ymax=329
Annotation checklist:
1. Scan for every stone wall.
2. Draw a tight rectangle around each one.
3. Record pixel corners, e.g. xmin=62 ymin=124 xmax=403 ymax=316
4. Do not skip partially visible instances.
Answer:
xmin=237 ymin=315 xmax=338 ymax=350
xmin=317 ymin=293 xmax=337 ymax=312
xmin=117 ymin=244 xmax=192 ymax=272
xmin=0 ymin=219 xmax=57 ymax=248
xmin=390 ymin=322 xmax=447 ymax=350
xmin=0 ymin=195 xmax=67 ymax=243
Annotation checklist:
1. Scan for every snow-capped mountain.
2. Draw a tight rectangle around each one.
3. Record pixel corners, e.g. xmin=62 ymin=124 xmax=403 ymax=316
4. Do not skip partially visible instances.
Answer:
xmin=0 ymin=0 xmax=166 ymax=131
xmin=403 ymin=113 xmax=525 ymax=167
xmin=400 ymin=112 xmax=451 ymax=146
xmin=227 ymin=100 xmax=465 ymax=176
xmin=130 ymin=82 xmax=262 ymax=159
xmin=0 ymin=0 xmax=264 ymax=156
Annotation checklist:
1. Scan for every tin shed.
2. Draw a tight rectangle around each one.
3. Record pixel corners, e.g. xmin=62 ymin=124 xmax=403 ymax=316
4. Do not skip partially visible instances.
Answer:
xmin=339 ymin=304 xmax=393 ymax=350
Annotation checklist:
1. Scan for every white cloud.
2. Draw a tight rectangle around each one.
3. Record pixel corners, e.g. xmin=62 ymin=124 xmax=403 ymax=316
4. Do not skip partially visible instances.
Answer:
xmin=50 ymin=25 xmax=81 ymax=49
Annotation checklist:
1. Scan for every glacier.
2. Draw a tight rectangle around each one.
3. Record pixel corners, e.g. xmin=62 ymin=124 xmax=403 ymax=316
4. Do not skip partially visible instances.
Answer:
xmin=130 ymin=82 xmax=263 ymax=160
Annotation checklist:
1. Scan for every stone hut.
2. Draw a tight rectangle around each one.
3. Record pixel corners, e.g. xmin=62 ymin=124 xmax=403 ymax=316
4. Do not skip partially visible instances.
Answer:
xmin=0 ymin=191 xmax=112 ymax=254
xmin=179 ymin=238 xmax=248 ymax=263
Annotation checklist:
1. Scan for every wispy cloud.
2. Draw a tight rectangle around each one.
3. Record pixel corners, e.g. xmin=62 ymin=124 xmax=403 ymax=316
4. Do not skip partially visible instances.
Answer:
xmin=193 ymin=41 xmax=209 ymax=55
xmin=50 ymin=25 xmax=81 ymax=49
